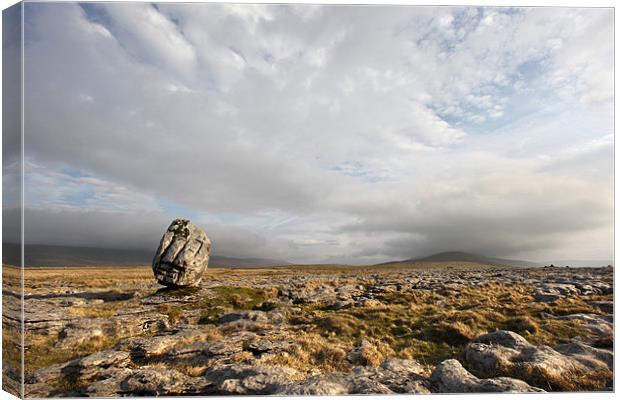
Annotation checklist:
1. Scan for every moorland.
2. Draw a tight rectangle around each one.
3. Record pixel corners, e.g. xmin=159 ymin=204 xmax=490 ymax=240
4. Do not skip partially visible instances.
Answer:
xmin=2 ymin=261 xmax=614 ymax=396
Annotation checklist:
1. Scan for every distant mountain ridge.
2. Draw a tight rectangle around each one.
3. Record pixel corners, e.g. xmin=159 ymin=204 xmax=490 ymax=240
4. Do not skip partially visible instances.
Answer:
xmin=389 ymin=251 xmax=542 ymax=268
xmin=3 ymin=245 xmax=609 ymax=269
xmin=2 ymin=243 xmax=290 ymax=268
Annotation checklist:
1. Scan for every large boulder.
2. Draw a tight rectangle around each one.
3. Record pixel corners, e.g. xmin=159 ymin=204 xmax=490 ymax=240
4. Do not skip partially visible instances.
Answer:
xmin=152 ymin=219 xmax=211 ymax=287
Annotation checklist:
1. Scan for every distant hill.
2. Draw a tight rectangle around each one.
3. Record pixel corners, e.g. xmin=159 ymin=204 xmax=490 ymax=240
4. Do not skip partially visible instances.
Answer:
xmin=2 ymin=243 xmax=290 ymax=268
xmin=384 ymin=251 xmax=541 ymax=268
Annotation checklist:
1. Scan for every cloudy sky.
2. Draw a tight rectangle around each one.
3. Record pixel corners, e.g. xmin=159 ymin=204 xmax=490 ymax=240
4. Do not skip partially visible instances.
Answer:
xmin=8 ymin=2 xmax=614 ymax=263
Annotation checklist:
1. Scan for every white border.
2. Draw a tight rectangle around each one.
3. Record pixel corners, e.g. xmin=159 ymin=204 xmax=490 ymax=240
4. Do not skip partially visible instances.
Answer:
xmin=0 ymin=1 xmax=616 ymax=400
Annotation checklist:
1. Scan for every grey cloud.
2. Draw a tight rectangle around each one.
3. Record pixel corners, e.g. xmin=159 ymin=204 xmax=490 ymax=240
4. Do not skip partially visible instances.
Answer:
xmin=11 ymin=207 xmax=291 ymax=261
xmin=334 ymin=172 xmax=612 ymax=261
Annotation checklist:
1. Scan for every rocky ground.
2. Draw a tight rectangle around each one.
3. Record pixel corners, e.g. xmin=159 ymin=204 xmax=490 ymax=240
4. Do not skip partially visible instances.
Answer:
xmin=2 ymin=263 xmax=614 ymax=396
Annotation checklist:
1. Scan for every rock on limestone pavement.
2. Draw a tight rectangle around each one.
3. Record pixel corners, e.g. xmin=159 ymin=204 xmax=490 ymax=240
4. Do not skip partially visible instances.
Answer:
xmin=152 ymin=219 xmax=211 ymax=287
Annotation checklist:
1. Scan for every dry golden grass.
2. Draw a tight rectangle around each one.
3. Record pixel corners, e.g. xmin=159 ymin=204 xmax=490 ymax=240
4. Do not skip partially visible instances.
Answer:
xmin=494 ymin=362 xmax=613 ymax=392
xmin=23 ymin=266 xmax=154 ymax=289
xmin=281 ymin=280 xmax=610 ymax=372
xmin=20 ymin=260 xmax=501 ymax=289
xmin=24 ymin=333 xmax=117 ymax=375
xmin=357 ymin=338 xmax=395 ymax=367
xmin=260 ymin=333 xmax=349 ymax=373
xmin=157 ymin=304 xmax=185 ymax=324
xmin=3 ymin=265 xmax=23 ymax=293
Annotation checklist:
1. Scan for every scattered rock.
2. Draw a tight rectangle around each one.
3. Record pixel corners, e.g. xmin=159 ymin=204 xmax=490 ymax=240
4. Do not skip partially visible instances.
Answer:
xmin=328 ymin=300 xmax=354 ymax=310
xmin=533 ymin=291 xmax=562 ymax=303
xmin=120 ymin=368 xmax=209 ymax=396
xmin=85 ymin=369 xmax=134 ymax=397
xmin=116 ymin=329 xmax=212 ymax=359
xmin=247 ymin=337 xmax=295 ymax=355
xmin=278 ymin=358 xmax=430 ymax=395
xmin=430 ymin=359 xmax=544 ymax=393
xmin=56 ymin=311 xmax=170 ymax=348
xmin=26 ymin=349 xmax=132 ymax=398
xmin=554 ymin=341 xmax=613 ymax=370
xmin=465 ymin=330 xmax=613 ymax=391
xmin=543 ymin=313 xmax=613 ymax=339
xmin=167 ymin=331 xmax=256 ymax=360
xmin=203 ymin=364 xmax=301 ymax=394
xmin=276 ymin=375 xmax=350 ymax=395
xmin=359 ymin=358 xmax=430 ymax=393
xmin=76 ymin=350 xmax=132 ymax=379
xmin=20 ymin=264 xmax=614 ymax=396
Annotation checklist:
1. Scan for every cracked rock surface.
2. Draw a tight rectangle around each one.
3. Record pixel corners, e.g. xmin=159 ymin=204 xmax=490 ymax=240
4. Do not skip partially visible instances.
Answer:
xmin=152 ymin=219 xmax=211 ymax=287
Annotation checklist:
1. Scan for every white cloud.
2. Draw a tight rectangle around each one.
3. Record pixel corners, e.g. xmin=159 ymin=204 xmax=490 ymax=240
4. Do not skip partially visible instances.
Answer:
xmin=97 ymin=3 xmax=197 ymax=79
xmin=24 ymin=161 xmax=162 ymax=214
xmin=19 ymin=3 xmax=613 ymax=262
